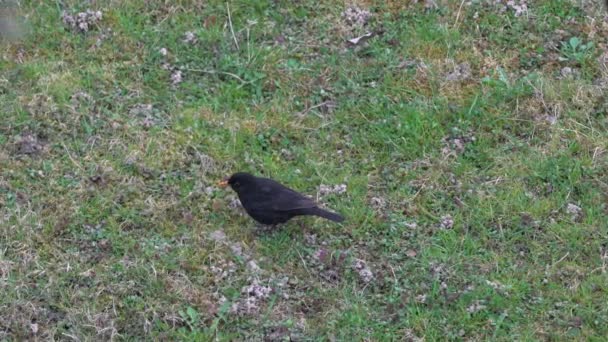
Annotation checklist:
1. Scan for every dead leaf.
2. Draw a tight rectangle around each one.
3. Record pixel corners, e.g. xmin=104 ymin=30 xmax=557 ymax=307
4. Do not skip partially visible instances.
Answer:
xmin=347 ymin=32 xmax=373 ymax=45
xmin=211 ymin=199 xmax=223 ymax=211
xmin=203 ymin=15 xmax=217 ymax=28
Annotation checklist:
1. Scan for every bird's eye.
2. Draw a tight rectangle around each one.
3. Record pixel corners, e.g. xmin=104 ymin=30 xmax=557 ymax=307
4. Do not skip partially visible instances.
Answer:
xmin=234 ymin=181 xmax=240 ymax=187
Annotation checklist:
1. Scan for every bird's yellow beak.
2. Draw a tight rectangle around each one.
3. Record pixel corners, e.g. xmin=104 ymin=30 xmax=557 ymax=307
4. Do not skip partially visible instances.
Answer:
xmin=218 ymin=179 xmax=229 ymax=187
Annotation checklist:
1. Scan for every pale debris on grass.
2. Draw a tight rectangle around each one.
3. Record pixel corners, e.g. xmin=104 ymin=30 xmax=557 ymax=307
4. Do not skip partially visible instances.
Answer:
xmin=230 ymin=242 xmax=243 ymax=257
xmin=313 ymin=248 xmax=329 ymax=263
xmin=247 ymin=260 xmax=262 ymax=273
xmin=279 ymin=148 xmax=294 ymax=160
xmin=91 ymin=28 xmax=112 ymax=49
xmin=439 ymin=215 xmax=454 ymax=230
xmin=352 ymin=259 xmax=374 ymax=283
xmin=598 ymin=50 xmax=608 ymax=69
xmin=62 ymin=9 xmax=102 ymax=33
xmin=228 ymin=196 xmax=244 ymax=211
xmin=341 ymin=6 xmax=372 ymax=27
xmin=505 ymin=0 xmax=528 ymax=16
xmin=194 ymin=152 xmax=216 ymax=174
xmin=475 ymin=0 xmax=529 ymax=16
xmin=230 ymin=242 xmax=253 ymax=262
xmin=466 ymin=300 xmax=487 ymax=313
xmin=209 ymin=261 xmax=237 ymax=282
xmin=231 ymin=279 xmax=273 ymax=315
xmin=209 ymin=230 xmax=227 ymax=242
xmin=404 ymin=221 xmax=418 ymax=229
xmin=183 ymin=31 xmax=197 ymax=44
xmin=318 ymin=183 xmax=347 ymax=196
xmin=70 ymin=91 xmax=93 ymax=106
xmin=445 ymin=62 xmax=472 ymax=82
xmin=430 ymin=262 xmax=447 ymax=279
xmin=560 ymin=66 xmax=576 ymax=78
xmin=170 ymin=70 xmax=183 ymax=85
xmin=421 ymin=0 xmax=439 ymax=10
xmin=0 ymin=260 xmax=14 ymax=283
xmin=204 ymin=186 xmax=215 ymax=196
xmin=128 ymin=103 xmax=153 ymax=115
xmin=129 ymin=104 xmax=160 ymax=128
xmin=486 ymin=279 xmax=511 ymax=294
xmin=26 ymin=94 xmax=57 ymax=116
xmin=415 ymin=294 xmax=427 ymax=303
xmin=154 ymin=48 xmax=184 ymax=85
xmin=403 ymin=328 xmax=424 ymax=342
xmin=544 ymin=114 xmax=558 ymax=125
xmin=14 ymin=132 xmax=47 ymax=155
xmin=304 ymin=233 xmax=317 ymax=245
xmin=369 ymin=196 xmax=387 ymax=210
xmin=566 ymin=203 xmax=583 ymax=221
xmin=441 ymin=132 xmax=476 ymax=157
xmin=398 ymin=58 xmax=425 ymax=69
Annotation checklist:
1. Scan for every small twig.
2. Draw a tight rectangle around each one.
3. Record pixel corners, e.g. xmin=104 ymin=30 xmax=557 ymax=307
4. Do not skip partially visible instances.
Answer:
xmin=483 ymin=177 xmax=503 ymax=185
xmin=389 ymin=264 xmax=398 ymax=286
xmin=226 ymin=2 xmax=239 ymax=50
xmin=246 ymin=24 xmax=253 ymax=64
xmin=295 ymin=100 xmax=336 ymax=117
xmin=183 ymin=68 xmax=249 ymax=85
xmin=589 ymin=251 xmax=607 ymax=275
xmin=61 ymin=333 xmax=81 ymax=342
xmin=416 ymin=205 xmax=441 ymax=222
xmin=552 ymin=252 xmax=570 ymax=267
xmin=61 ymin=142 xmax=85 ymax=172
xmin=295 ymin=249 xmax=313 ymax=279
xmin=453 ymin=0 xmax=466 ymax=29
xmin=591 ymin=147 xmax=603 ymax=165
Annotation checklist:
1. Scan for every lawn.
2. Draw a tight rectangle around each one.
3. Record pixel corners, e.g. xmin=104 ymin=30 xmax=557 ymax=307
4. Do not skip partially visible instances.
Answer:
xmin=1 ymin=0 xmax=607 ymax=340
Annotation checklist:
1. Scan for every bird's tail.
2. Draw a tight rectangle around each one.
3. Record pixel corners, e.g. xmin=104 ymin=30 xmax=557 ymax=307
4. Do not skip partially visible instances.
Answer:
xmin=307 ymin=207 xmax=345 ymax=223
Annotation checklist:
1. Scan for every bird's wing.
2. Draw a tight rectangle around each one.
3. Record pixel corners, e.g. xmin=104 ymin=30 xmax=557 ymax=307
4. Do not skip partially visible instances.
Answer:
xmin=259 ymin=183 xmax=317 ymax=211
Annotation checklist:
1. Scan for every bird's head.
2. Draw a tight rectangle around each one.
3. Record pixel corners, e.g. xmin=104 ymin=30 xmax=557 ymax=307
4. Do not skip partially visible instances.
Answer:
xmin=218 ymin=172 xmax=256 ymax=191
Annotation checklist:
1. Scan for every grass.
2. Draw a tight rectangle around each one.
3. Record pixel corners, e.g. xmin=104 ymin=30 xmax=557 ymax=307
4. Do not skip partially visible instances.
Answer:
xmin=1 ymin=0 xmax=607 ymax=340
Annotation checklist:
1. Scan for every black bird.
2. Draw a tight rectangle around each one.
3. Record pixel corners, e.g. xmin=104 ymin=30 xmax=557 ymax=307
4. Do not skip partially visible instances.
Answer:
xmin=219 ymin=172 xmax=344 ymax=225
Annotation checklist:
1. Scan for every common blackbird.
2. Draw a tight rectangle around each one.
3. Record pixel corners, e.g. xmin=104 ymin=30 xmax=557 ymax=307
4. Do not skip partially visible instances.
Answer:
xmin=219 ymin=172 xmax=344 ymax=225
